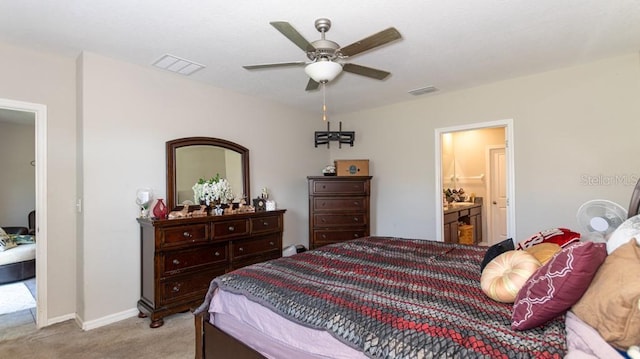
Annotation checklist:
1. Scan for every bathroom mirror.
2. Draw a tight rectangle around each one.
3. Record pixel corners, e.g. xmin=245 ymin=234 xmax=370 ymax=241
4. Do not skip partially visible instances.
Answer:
xmin=166 ymin=137 xmax=250 ymax=210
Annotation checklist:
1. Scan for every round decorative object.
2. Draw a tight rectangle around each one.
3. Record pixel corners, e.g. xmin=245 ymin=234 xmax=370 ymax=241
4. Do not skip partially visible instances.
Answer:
xmin=481 ymin=250 xmax=541 ymax=303
xmin=525 ymin=242 xmax=561 ymax=265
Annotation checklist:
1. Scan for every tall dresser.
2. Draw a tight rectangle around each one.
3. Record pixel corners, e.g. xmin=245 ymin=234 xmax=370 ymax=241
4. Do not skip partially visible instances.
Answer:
xmin=137 ymin=209 xmax=285 ymax=328
xmin=307 ymin=176 xmax=372 ymax=249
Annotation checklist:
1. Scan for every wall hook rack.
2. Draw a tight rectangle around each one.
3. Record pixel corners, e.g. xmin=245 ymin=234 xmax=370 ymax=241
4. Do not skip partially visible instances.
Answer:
xmin=314 ymin=121 xmax=355 ymax=148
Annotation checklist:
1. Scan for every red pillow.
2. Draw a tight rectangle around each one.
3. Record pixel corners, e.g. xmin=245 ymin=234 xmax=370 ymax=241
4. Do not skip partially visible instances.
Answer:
xmin=511 ymin=241 xmax=607 ymax=330
xmin=516 ymin=228 xmax=580 ymax=250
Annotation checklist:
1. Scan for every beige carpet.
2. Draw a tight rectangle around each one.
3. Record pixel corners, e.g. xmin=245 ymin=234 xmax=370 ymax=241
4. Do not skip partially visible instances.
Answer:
xmin=0 ymin=311 xmax=195 ymax=358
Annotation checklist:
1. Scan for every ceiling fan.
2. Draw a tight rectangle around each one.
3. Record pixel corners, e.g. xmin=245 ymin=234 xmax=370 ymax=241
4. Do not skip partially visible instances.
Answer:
xmin=243 ymin=18 xmax=402 ymax=91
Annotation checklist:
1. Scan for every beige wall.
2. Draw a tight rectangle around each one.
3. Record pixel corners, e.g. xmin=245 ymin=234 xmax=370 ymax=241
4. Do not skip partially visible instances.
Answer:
xmin=0 ymin=41 xmax=77 ymax=320
xmin=0 ymin=120 xmax=35 ymax=226
xmin=77 ymin=51 xmax=325 ymax=323
xmin=332 ymin=53 xmax=640 ymax=241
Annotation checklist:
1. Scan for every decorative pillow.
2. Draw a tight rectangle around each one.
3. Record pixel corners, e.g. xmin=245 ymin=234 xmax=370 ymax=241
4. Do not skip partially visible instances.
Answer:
xmin=516 ymin=227 xmax=581 ymax=250
xmin=572 ymin=240 xmax=640 ymax=350
xmin=511 ymin=241 xmax=607 ymax=330
xmin=0 ymin=227 xmax=6 ymax=236
xmin=0 ymin=235 xmax=17 ymax=252
xmin=606 ymin=214 xmax=640 ymax=254
xmin=479 ymin=238 xmax=514 ymax=272
xmin=524 ymin=242 xmax=561 ymax=265
xmin=481 ymin=250 xmax=541 ymax=303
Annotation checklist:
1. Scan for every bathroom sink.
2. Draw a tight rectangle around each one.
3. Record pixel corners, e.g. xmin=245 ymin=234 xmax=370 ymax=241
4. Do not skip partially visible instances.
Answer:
xmin=448 ymin=202 xmax=475 ymax=208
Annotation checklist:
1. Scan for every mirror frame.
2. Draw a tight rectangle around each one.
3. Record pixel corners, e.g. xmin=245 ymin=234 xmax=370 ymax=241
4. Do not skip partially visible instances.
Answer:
xmin=166 ymin=137 xmax=250 ymax=210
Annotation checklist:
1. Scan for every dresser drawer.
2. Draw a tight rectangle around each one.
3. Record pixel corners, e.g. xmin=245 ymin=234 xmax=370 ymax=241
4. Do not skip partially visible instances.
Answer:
xmin=313 ymin=213 xmax=367 ymax=227
xmin=310 ymin=180 xmax=368 ymax=195
xmin=250 ymin=215 xmax=282 ymax=235
xmin=161 ymin=223 xmax=208 ymax=247
xmin=160 ymin=268 xmax=224 ymax=304
xmin=232 ymin=251 xmax=281 ymax=270
xmin=162 ymin=243 xmax=228 ymax=276
xmin=212 ymin=219 xmax=249 ymax=240
xmin=469 ymin=206 xmax=481 ymax=216
xmin=313 ymin=229 xmax=367 ymax=246
xmin=312 ymin=197 xmax=367 ymax=212
xmin=231 ymin=234 xmax=281 ymax=260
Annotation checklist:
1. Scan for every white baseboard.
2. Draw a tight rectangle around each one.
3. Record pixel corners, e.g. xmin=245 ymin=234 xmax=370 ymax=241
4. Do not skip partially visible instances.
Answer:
xmin=78 ymin=307 xmax=139 ymax=331
xmin=44 ymin=313 xmax=76 ymax=327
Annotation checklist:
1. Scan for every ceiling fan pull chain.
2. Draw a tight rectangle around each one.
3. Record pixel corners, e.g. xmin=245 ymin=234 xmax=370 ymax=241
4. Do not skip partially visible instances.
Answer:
xmin=322 ymin=83 xmax=328 ymax=122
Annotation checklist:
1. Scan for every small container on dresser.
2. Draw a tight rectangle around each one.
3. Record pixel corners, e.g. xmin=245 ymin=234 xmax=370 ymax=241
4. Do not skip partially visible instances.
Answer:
xmin=137 ymin=209 xmax=285 ymax=328
xmin=308 ymin=176 xmax=372 ymax=249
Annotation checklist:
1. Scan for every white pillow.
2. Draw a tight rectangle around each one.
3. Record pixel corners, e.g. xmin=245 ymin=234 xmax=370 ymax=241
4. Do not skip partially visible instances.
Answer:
xmin=607 ymin=214 xmax=640 ymax=254
xmin=0 ymin=227 xmax=6 ymax=236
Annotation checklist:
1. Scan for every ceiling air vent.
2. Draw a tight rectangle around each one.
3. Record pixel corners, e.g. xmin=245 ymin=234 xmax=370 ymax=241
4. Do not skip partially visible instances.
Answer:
xmin=152 ymin=54 xmax=205 ymax=76
xmin=408 ymin=86 xmax=438 ymax=96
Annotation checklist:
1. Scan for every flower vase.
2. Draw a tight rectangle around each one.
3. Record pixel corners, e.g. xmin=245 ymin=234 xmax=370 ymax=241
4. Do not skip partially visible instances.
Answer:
xmin=214 ymin=204 xmax=224 ymax=216
xmin=153 ymin=198 xmax=168 ymax=219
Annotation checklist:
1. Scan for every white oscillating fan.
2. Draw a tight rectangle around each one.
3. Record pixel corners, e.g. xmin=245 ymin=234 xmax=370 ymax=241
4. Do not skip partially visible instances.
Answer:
xmin=576 ymin=199 xmax=628 ymax=242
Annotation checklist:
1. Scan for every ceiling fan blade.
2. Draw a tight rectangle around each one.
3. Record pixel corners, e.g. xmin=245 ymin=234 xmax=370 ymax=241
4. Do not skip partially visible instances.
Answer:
xmin=343 ymin=63 xmax=390 ymax=80
xmin=243 ymin=61 xmax=306 ymax=70
xmin=339 ymin=27 xmax=401 ymax=57
xmin=305 ymin=78 xmax=320 ymax=91
xmin=270 ymin=21 xmax=316 ymax=52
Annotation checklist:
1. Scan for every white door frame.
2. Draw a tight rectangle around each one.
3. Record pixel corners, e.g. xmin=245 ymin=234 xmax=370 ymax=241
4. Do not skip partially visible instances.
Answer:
xmin=434 ymin=119 xmax=515 ymax=243
xmin=0 ymin=98 xmax=48 ymax=328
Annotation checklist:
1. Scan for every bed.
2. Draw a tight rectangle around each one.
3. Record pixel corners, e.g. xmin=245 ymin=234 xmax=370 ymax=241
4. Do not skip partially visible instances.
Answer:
xmin=0 ymin=234 xmax=36 ymax=285
xmin=193 ymin=181 xmax=640 ymax=359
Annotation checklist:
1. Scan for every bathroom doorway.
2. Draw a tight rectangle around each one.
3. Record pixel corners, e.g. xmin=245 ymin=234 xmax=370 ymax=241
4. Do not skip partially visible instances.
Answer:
xmin=434 ymin=119 xmax=515 ymax=245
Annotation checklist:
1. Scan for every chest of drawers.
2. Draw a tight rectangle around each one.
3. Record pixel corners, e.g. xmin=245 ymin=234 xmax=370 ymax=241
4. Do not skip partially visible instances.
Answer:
xmin=137 ymin=209 xmax=285 ymax=327
xmin=308 ymin=176 xmax=372 ymax=249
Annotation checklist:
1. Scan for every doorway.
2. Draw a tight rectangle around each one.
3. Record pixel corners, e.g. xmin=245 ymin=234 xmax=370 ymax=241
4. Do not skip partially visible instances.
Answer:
xmin=434 ymin=119 xmax=515 ymax=244
xmin=0 ymin=98 xmax=47 ymax=328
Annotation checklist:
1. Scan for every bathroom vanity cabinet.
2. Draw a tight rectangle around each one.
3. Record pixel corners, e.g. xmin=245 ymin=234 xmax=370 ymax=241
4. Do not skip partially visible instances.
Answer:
xmin=443 ymin=203 xmax=482 ymax=245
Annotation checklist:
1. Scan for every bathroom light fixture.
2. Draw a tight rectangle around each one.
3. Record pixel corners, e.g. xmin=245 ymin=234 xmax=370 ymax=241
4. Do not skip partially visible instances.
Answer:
xmin=304 ymin=59 xmax=342 ymax=83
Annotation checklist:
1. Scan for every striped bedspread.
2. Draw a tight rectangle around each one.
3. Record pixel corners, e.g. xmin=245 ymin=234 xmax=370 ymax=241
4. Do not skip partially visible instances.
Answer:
xmin=197 ymin=237 xmax=566 ymax=359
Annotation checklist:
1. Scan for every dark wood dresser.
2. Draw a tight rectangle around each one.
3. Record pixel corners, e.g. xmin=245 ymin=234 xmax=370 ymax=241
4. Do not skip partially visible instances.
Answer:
xmin=137 ymin=209 xmax=285 ymax=328
xmin=308 ymin=176 xmax=372 ymax=249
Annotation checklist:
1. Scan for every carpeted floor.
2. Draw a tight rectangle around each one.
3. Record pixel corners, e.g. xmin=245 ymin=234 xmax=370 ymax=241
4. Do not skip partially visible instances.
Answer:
xmin=0 ymin=311 xmax=195 ymax=358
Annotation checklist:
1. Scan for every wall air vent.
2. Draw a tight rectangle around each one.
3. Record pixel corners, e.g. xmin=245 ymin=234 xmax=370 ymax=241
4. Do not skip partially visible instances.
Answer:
xmin=152 ymin=54 xmax=205 ymax=76
xmin=408 ymin=86 xmax=438 ymax=96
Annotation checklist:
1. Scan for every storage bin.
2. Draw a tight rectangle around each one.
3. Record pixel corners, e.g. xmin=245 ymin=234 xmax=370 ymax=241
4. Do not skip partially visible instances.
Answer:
xmin=459 ymin=224 xmax=474 ymax=245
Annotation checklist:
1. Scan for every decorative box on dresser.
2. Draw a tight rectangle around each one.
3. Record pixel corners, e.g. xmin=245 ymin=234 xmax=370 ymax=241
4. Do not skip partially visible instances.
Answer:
xmin=308 ymin=176 xmax=372 ymax=249
xmin=137 ymin=209 xmax=285 ymax=328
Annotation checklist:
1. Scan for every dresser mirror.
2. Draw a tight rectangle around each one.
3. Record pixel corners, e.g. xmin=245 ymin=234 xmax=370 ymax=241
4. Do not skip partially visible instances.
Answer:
xmin=166 ymin=137 xmax=250 ymax=210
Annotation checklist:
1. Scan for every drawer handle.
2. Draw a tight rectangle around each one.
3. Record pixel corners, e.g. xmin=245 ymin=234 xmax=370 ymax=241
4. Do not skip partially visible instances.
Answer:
xmin=321 ymin=218 xmax=326 ymax=223
xmin=322 ymin=234 xmax=327 ymax=239
xmin=353 ymin=201 xmax=360 ymax=206
xmin=353 ymin=233 xmax=360 ymax=238
xmin=238 ymin=247 xmax=244 ymax=252
xmin=269 ymin=241 xmax=274 ymax=246
xmin=262 ymin=221 xmax=269 ymax=226
xmin=214 ymin=251 xmax=220 ymax=256
xmin=172 ymin=285 xmax=180 ymax=293
xmin=182 ymin=231 xmax=192 ymax=238
xmin=228 ymin=226 xmax=235 ymax=231
xmin=172 ymin=259 xmax=180 ymax=265
xmin=353 ymin=217 xmax=359 ymax=222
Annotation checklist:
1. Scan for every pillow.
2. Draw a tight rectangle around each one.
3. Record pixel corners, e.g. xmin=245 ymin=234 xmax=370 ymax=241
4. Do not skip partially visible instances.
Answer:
xmin=606 ymin=214 xmax=640 ymax=254
xmin=481 ymin=250 xmax=541 ymax=303
xmin=511 ymin=241 xmax=607 ymax=330
xmin=0 ymin=235 xmax=17 ymax=252
xmin=572 ymin=240 xmax=640 ymax=350
xmin=0 ymin=227 xmax=6 ymax=236
xmin=516 ymin=227 xmax=581 ymax=250
xmin=479 ymin=238 xmax=514 ymax=272
xmin=524 ymin=242 xmax=561 ymax=265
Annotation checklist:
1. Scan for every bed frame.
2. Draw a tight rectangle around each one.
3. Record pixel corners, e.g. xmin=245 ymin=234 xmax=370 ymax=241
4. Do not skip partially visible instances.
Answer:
xmin=193 ymin=178 xmax=640 ymax=359
xmin=0 ymin=258 xmax=35 ymax=285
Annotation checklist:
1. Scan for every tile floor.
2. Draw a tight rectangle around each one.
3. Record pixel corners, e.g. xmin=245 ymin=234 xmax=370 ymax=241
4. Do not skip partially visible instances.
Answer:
xmin=0 ymin=277 xmax=37 ymax=338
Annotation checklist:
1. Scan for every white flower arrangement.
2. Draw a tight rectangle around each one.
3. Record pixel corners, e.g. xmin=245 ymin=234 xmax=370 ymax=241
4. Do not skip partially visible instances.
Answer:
xmin=192 ymin=174 xmax=234 ymax=205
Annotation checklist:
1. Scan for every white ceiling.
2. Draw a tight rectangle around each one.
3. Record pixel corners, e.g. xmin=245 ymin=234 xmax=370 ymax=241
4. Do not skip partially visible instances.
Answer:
xmin=0 ymin=1 xmax=639 ymax=114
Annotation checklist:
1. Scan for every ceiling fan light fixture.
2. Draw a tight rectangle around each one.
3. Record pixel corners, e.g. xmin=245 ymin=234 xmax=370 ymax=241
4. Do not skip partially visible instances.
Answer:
xmin=305 ymin=60 xmax=342 ymax=83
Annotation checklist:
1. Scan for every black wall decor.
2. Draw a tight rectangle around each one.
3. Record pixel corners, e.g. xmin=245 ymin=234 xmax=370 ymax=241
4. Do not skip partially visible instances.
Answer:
xmin=314 ymin=121 xmax=355 ymax=148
